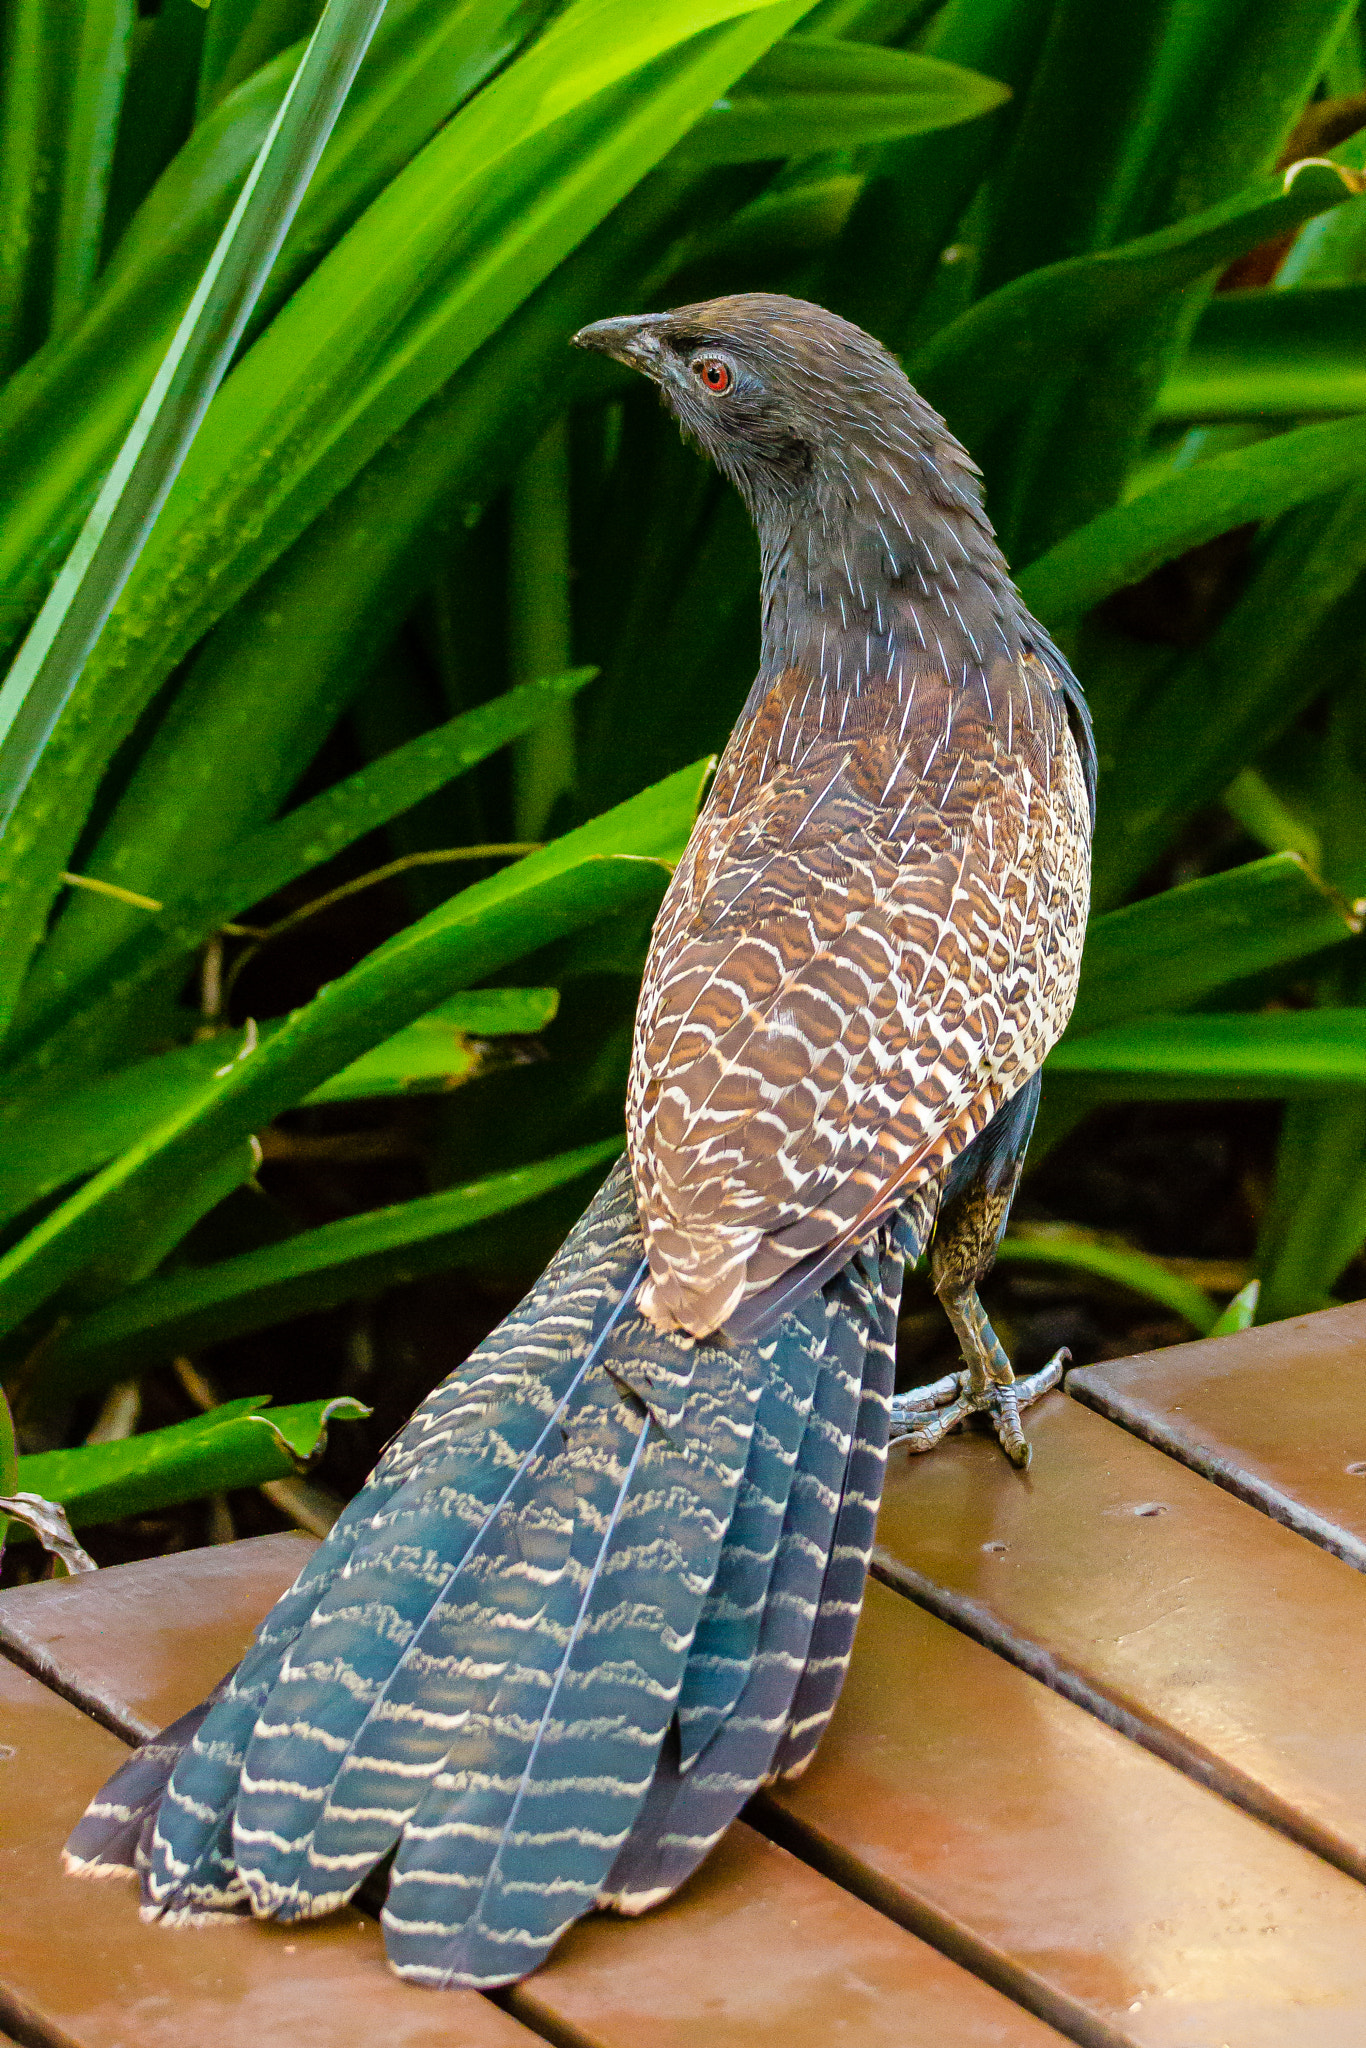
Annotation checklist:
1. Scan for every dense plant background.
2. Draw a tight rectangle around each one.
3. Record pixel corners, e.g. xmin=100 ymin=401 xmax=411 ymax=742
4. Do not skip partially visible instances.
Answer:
xmin=5 ymin=0 xmax=1366 ymax=1564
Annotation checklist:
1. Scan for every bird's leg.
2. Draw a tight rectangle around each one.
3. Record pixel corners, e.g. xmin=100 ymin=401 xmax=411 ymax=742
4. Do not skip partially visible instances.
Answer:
xmin=889 ymin=1084 xmax=1064 ymax=1469
xmin=890 ymin=1281 xmax=1067 ymax=1468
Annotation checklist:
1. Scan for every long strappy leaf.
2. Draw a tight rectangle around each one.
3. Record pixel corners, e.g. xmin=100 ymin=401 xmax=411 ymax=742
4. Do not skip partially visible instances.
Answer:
xmin=0 ymin=0 xmax=390 ymax=832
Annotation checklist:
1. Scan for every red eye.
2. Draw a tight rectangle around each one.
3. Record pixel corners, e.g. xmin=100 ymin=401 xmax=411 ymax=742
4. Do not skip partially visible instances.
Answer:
xmin=697 ymin=357 xmax=732 ymax=393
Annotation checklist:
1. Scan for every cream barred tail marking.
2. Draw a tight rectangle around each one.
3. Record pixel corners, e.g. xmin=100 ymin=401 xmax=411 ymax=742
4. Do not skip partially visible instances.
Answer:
xmin=597 ymin=1197 xmax=927 ymax=1912
xmin=769 ymin=1196 xmax=924 ymax=1779
xmin=596 ymin=1232 xmax=880 ymax=1915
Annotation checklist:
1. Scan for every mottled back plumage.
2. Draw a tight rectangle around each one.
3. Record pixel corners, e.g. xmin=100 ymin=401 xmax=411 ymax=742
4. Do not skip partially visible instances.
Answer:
xmin=67 ymin=294 xmax=1092 ymax=1989
xmin=600 ymin=296 xmax=1093 ymax=1338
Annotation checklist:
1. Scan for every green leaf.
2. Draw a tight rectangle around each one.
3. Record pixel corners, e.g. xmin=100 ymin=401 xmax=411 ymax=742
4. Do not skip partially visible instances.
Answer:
xmin=22 ymin=667 xmax=596 ymax=1031
xmin=1048 ymin=1009 xmax=1366 ymax=1096
xmin=198 ymin=0 xmax=320 ymax=113
xmin=0 ymin=172 xmax=700 ymax=1094
xmin=967 ymin=0 xmax=1364 ymax=560
xmin=911 ymin=161 xmax=1357 ymax=455
xmin=1223 ymin=767 xmax=1322 ymax=870
xmin=1019 ymin=412 xmax=1366 ymax=629
xmin=0 ymin=764 xmax=704 ymax=1336
xmin=509 ymin=424 xmax=576 ymax=838
xmin=0 ymin=1387 xmax=16 ymax=1498
xmin=968 ymin=0 xmax=1177 ymax=297
xmin=51 ymin=0 xmax=135 ymax=334
xmin=1207 ymin=1277 xmax=1259 ymax=1336
xmin=1142 ymin=0 xmax=1360 ymax=232
xmin=309 ymin=985 xmax=561 ymax=1100
xmin=0 ymin=0 xmax=391 ymax=838
xmin=124 ymin=1137 xmax=262 ymax=1290
xmin=99 ymin=0 xmax=207 ymax=260
xmin=809 ymin=0 xmax=1051 ymax=349
xmin=1279 ymin=173 xmax=1366 ymax=289
xmin=995 ymin=1226 xmax=1217 ymax=1333
xmin=0 ymin=46 xmax=292 ymax=654
xmin=1257 ymin=1090 xmax=1366 ymax=1319
xmin=0 ymin=0 xmax=812 ymax=1035
xmin=662 ymin=169 xmax=863 ymax=279
xmin=674 ymin=36 xmax=1009 ymax=163
xmin=1088 ymin=482 xmax=1366 ymax=907
xmin=46 ymin=1136 xmax=625 ymax=1393
xmin=1158 ymin=285 xmax=1366 ymax=423
xmin=1071 ymin=853 xmax=1362 ymax=1036
xmin=14 ymin=1393 xmax=370 ymax=1528
xmin=0 ymin=1383 xmax=15 ymax=1568
xmin=0 ymin=0 xmax=557 ymax=652
xmin=0 ymin=989 xmax=557 ymax=1233
xmin=0 ymin=0 xmax=133 ymax=377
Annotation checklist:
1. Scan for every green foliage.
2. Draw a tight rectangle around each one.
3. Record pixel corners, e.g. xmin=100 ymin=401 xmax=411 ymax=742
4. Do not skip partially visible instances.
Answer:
xmin=0 ymin=760 xmax=703 ymax=1343
xmin=0 ymin=1388 xmax=16 ymax=1499
xmin=0 ymin=0 xmax=392 ymax=837
xmin=0 ymin=987 xmax=561 ymax=1230
xmin=674 ymin=36 xmax=1010 ymax=161
xmin=1208 ymin=1278 xmax=1260 ymax=1336
xmin=994 ymin=1229 xmax=1220 ymax=1335
xmin=14 ymin=1393 xmax=370 ymax=1528
xmin=912 ymin=161 xmax=1360 ymax=452
xmin=4 ymin=0 xmax=1366 ymax=1531
xmin=45 ymin=1136 xmax=626 ymax=1396
xmin=1068 ymin=853 xmax=1363 ymax=1033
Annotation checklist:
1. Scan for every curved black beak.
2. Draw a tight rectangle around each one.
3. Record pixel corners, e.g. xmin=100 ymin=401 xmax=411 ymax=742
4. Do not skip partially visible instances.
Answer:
xmin=571 ymin=312 xmax=671 ymax=376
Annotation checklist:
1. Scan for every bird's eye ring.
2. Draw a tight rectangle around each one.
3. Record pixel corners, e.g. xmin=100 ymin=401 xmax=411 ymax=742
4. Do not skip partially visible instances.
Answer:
xmin=695 ymin=356 xmax=733 ymax=394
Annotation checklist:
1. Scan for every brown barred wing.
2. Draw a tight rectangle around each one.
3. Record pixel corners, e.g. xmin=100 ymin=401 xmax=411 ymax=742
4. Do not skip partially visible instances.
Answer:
xmin=627 ymin=656 xmax=1091 ymax=1337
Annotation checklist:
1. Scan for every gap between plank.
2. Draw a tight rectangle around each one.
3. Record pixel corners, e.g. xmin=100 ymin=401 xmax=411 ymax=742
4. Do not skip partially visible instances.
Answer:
xmin=869 ymin=1545 xmax=1366 ymax=1891
xmin=1067 ymin=1375 xmax=1366 ymax=1574
xmin=2 ymin=1639 xmax=577 ymax=2048
xmin=749 ymin=1794 xmax=1135 ymax=2048
xmin=0 ymin=1629 xmax=143 ymax=1746
xmin=0 ymin=1977 xmax=87 ymax=2048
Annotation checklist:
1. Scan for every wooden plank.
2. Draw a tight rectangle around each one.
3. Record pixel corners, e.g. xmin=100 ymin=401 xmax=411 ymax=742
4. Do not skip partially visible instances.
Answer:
xmin=1069 ymin=1300 xmax=1366 ymax=1569
xmin=0 ymin=1655 xmax=536 ymax=2048
xmin=769 ymin=1576 xmax=1366 ymax=2048
xmin=871 ymin=1391 xmax=1366 ymax=1885
xmin=518 ymin=1822 xmax=1067 ymax=2048
xmin=0 ymin=1531 xmax=314 ymax=1741
xmin=3 ymin=1539 xmax=1068 ymax=2048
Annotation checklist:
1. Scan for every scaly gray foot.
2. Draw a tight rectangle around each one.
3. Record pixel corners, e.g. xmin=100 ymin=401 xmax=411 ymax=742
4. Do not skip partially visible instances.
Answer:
xmin=888 ymin=1349 xmax=1068 ymax=1469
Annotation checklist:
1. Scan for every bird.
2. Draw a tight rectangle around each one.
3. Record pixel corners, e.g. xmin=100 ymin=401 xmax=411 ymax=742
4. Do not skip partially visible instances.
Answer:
xmin=65 ymin=293 xmax=1094 ymax=1987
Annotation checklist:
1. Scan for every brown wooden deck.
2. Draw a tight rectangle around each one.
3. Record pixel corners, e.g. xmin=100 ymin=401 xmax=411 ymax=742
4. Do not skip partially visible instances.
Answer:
xmin=5 ymin=1304 xmax=1366 ymax=2048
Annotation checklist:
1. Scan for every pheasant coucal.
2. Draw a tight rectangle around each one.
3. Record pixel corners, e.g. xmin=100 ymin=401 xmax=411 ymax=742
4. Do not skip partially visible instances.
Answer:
xmin=66 ymin=294 xmax=1094 ymax=1986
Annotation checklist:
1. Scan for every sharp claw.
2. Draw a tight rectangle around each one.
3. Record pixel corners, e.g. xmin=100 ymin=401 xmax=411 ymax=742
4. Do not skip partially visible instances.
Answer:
xmin=890 ymin=1347 xmax=1065 ymax=1464
xmin=988 ymin=1384 xmax=1027 ymax=1466
xmin=1001 ymin=1426 xmax=1032 ymax=1470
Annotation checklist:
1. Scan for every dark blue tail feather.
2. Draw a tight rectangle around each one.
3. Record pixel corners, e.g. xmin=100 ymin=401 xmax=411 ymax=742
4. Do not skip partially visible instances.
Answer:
xmin=595 ymin=1234 xmax=887 ymax=1912
xmin=68 ymin=1161 xmax=920 ymax=1984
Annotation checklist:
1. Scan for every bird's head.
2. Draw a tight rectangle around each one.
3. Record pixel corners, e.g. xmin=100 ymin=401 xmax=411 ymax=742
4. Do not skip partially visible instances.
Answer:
xmin=572 ymin=293 xmax=914 ymax=524
xmin=571 ymin=293 xmax=1027 ymax=719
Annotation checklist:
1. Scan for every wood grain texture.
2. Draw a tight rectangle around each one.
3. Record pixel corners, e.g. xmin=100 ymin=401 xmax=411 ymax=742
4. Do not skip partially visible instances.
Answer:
xmin=770 ymin=1577 xmax=1366 ymax=2048
xmin=9 ymin=1540 xmax=1068 ymax=2048
xmin=1 ymin=1656 xmax=532 ymax=2048
xmin=873 ymin=1390 xmax=1366 ymax=1885
xmin=1070 ymin=1299 xmax=1366 ymax=1568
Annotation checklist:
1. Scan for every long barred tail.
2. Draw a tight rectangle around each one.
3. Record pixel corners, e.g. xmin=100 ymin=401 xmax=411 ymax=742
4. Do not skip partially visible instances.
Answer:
xmin=595 ymin=1196 xmax=924 ymax=1914
xmin=64 ymin=1160 xmax=924 ymax=1987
